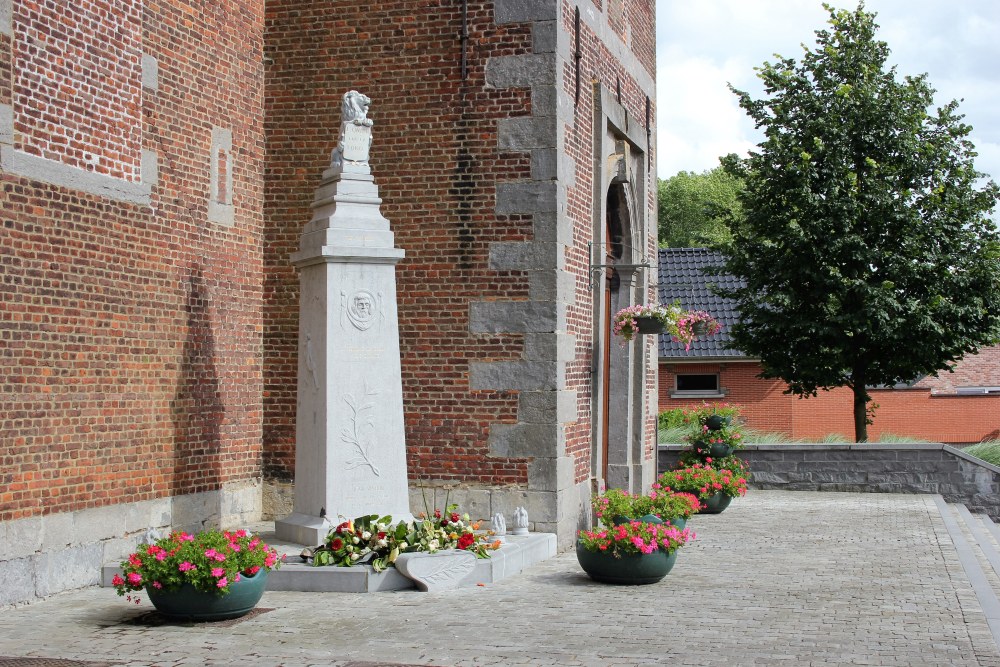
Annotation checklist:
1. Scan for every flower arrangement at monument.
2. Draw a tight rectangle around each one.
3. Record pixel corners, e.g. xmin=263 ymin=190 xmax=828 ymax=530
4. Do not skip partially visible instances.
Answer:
xmin=309 ymin=505 xmax=500 ymax=572
xmin=612 ymin=302 xmax=721 ymax=349
xmin=112 ymin=528 xmax=283 ymax=603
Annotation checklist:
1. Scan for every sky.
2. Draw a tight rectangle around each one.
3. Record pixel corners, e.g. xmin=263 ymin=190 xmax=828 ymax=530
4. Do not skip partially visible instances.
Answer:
xmin=655 ymin=0 xmax=1000 ymax=184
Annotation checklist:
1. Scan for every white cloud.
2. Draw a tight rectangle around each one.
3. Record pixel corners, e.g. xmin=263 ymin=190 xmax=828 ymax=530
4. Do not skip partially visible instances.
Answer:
xmin=655 ymin=0 xmax=1000 ymax=181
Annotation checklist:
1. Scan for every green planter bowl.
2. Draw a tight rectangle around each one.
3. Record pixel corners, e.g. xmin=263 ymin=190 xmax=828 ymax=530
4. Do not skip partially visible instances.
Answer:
xmin=709 ymin=442 xmax=734 ymax=458
xmin=634 ymin=316 xmax=666 ymax=335
xmin=704 ymin=415 xmax=731 ymax=430
xmin=576 ymin=541 xmax=677 ymax=585
xmin=146 ymin=569 xmax=268 ymax=621
xmin=664 ymin=516 xmax=687 ymax=530
xmin=701 ymin=492 xmax=733 ymax=514
xmin=611 ymin=514 xmax=664 ymax=526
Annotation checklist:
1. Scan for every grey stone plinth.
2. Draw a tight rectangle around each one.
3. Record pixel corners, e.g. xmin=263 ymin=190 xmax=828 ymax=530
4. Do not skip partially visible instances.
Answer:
xmin=0 ymin=558 xmax=35 ymax=607
xmin=273 ymin=512 xmax=332 ymax=549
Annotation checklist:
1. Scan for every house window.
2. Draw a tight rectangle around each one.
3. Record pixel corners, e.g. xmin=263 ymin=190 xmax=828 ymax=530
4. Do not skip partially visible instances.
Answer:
xmin=672 ymin=373 xmax=723 ymax=398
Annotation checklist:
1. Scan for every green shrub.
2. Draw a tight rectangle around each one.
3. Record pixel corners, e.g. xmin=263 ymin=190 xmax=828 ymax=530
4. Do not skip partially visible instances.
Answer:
xmin=963 ymin=441 xmax=1000 ymax=467
xmin=657 ymin=408 xmax=689 ymax=431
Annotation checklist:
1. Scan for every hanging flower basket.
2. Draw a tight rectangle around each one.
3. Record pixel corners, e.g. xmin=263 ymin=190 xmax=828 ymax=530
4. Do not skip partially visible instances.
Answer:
xmin=634 ymin=316 xmax=667 ymax=335
xmin=612 ymin=303 xmax=721 ymax=349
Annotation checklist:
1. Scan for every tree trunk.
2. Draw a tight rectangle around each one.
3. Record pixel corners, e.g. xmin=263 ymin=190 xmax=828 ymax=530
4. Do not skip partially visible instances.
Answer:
xmin=852 ymin=384 xmax=869 ymax=442
xmin=851 ymin=364 xmax=869 ymax=442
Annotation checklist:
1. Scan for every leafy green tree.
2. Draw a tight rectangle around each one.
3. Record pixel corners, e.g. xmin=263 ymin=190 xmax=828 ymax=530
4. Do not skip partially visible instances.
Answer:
xmin=657 ymin=167 xmax=742 ymax=247
xmin=719 ymin=3 xmax=1000 ymax=441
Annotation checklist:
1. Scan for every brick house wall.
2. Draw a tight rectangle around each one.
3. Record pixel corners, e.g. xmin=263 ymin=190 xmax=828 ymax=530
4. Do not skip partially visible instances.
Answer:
xmin=659 ymin=359 xmax=1000 ymax=443
xmin=914 ymin=345 xmax=1000 ymax=394
xmin=1 ymin=0 xmax=265 ymax=604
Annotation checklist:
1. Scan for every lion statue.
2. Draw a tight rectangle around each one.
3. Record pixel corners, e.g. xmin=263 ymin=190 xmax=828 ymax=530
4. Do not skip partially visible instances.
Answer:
xmin=342 ymin=90 xmax=373 ymax=127
xmin=330 ymin=90 xmax=374 ymax=168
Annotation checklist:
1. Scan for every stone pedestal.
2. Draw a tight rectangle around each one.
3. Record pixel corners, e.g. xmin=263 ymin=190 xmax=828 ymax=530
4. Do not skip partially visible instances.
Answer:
xmin=276 ymin=98 xmax=411 ymax=546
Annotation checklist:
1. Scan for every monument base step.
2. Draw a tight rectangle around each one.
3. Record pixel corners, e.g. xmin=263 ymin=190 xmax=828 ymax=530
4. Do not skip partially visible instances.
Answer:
xmin=100 ymin=522 xmax=557 ymax=594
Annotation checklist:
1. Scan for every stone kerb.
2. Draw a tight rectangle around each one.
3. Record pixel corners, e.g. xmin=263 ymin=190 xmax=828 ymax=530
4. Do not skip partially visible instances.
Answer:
xmin=658 ymin=442 xmax=1000 ymax=521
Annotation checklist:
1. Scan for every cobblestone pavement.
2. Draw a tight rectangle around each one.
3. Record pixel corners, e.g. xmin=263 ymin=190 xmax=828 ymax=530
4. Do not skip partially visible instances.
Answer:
xmin=1 ymin=491 xmax=999 ymax=667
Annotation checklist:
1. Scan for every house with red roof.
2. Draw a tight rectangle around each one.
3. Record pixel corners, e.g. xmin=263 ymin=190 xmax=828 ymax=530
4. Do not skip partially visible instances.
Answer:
xmin=658 ymin=248 xmax=1000 ymax=443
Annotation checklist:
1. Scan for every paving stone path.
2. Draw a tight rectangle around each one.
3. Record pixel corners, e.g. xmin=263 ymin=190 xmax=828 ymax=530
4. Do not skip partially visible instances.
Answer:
xmin=1 ymin=491 xmax=999 ymax=666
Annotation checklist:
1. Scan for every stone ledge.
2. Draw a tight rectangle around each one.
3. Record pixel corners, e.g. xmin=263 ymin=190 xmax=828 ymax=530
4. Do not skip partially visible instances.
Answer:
xmin=657 ymin=442 xmax=1000 ymax=522
xmin=101 ymin=532 xmax=557 ymax=594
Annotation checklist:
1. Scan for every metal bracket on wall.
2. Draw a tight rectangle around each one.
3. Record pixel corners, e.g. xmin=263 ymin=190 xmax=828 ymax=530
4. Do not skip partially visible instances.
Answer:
xmin=574 ymin=7 xmax=582 ymax=106
xmin=460 ymin=0 xmax=469 ymax=81
xmin=587 ymin=242 xmax=651 ymax=290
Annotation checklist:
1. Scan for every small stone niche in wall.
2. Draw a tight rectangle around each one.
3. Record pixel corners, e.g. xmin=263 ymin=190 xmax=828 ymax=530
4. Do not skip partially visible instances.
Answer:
xmin=208 ymin=127 xmax=234 ymax=226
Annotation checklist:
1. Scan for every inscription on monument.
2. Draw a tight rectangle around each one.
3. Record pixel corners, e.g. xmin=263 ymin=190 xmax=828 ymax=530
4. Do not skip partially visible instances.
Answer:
xmin=342 ymin=123 xmax=371 ymax=162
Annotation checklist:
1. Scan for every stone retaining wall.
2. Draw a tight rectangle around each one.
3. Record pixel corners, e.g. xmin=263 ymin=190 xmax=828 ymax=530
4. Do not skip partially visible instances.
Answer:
xmin=657 ymin=443 xmax=1000 ymax=521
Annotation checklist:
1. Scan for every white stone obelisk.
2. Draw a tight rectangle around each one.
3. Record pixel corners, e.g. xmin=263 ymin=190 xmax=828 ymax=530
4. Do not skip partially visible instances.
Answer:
xmin=275 ymin=91 xmax=411 ymax=546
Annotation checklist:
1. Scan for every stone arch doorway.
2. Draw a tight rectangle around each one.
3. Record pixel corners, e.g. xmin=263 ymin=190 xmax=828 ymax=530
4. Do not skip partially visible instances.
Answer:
xmin=596 ymin=174 xmax=643 ymax=492
xmin=588 ymin=82 xmax=656 ymax=509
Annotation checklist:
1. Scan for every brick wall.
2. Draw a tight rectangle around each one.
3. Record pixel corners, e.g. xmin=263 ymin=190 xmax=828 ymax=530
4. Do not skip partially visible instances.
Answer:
xmin=1 ymin=0 xmax=265 ymax=523
xmin=660 ymin=361 xmax=1000 ymax=443
xmin=13 ymin=0 xmax=143 ymax=181
xmin=264 ymin=0 xmax=658 ymax=513
xmin=263 ymin=0 xmax=534 ymax=487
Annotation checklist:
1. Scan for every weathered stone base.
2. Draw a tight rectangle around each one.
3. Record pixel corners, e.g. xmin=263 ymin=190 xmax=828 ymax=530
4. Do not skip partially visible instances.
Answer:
xmin=658 ymin=442 xmax=1000 ymax=520
xmin=0 ymin=481 xmax=262 ymax=607
xmin=100 ymin=528 xmax=557 ymax=594
xmin=262 ymin=479 xmax=294 ymax=521
xmin=407 ymin=481 xmax=590 ymax=551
